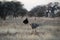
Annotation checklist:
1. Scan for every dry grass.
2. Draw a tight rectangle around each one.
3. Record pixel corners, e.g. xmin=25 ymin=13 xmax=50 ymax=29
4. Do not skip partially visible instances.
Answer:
xmin=0 ymin=17 xmax=60 ymax=40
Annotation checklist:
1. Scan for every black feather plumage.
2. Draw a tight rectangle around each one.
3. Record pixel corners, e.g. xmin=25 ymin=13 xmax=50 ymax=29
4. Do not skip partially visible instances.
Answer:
xmin=30 ymin=23 xmax=39 ymax=29
xmin=23 ymin=18 xmax=29 ymax=24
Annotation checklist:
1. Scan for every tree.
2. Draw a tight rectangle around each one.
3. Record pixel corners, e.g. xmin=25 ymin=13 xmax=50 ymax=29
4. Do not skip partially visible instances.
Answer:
xmin=29 ymin=6 xmax=46 ymax=17
xmin=56 ymin=11 xmax=60 ymax=17
xmin=0 ymin=1 xmax=27 ymax=20
xmin=46 ymin=2 xmax=60 ymax=17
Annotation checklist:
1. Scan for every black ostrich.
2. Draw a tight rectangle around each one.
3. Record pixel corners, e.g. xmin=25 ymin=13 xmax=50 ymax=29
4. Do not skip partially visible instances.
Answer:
xmin=30 ymin=23 xmax=40 ymax=35
xmin=23 ymin=18 xmax=29 ymax=24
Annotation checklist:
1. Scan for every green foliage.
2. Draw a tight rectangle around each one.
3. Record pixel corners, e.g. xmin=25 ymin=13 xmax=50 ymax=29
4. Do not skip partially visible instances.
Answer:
xmin=0 ymin=1 xmax=27 ymax=20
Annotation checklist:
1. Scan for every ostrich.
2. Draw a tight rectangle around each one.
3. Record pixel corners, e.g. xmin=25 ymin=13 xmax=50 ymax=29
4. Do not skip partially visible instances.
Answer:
xmin=23 ymin=18 xmax=40 ymax=35
xmin=23 ymin=18 xmax=29 ymax=24
xmin=30 ymin=23 xmax=40 ymax=35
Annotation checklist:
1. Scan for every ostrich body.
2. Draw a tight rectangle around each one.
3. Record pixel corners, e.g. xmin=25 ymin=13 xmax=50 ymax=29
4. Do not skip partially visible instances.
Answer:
xmin=30 ymin=23 xmax=40 ymax=35
xmin=30 ymin=23 xmax=39 ymax=29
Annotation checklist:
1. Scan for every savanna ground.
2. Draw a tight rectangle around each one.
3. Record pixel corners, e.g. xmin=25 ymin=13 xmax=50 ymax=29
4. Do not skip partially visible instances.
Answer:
xmin=0 ymin=17 xmax=60 ymax=40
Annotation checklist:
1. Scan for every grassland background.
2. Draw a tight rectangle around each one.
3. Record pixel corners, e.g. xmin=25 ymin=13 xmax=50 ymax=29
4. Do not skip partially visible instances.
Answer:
xmin=0 ymin=17 xmax=60 ymax=40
